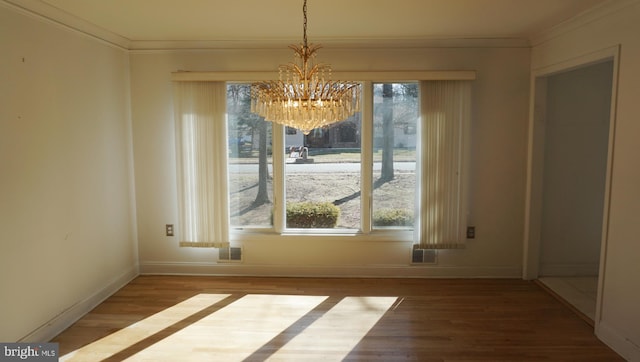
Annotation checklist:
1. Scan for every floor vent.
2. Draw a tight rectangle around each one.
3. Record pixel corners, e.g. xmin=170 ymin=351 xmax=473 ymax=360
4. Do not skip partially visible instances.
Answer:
xmin=412 ymin=249 xmax=437 ymax=264
xmin=218 ymin=247 xmax=242 ymax=263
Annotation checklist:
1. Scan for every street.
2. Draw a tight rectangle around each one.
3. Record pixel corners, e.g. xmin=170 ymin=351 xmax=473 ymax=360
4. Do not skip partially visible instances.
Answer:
xmin=229 ymin=161 xmax=416 ymax=173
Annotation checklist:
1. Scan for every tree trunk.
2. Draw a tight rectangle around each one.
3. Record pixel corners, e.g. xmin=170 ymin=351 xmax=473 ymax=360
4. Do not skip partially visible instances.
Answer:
xmin=253 ymin=121 xmax=270 ymax=206
xmin=380 ymin=83 xmax=394 ymax=182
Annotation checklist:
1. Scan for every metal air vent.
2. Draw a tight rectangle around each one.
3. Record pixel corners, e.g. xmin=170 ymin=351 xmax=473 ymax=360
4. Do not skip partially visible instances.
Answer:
xmin=218 ymin=247 xmax=242 ymax=263
xmin=412 ymin=249 xmax=437 ymax=264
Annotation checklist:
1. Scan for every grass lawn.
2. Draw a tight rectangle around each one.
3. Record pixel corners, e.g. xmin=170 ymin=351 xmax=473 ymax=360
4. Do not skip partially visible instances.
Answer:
xmin=229 ymin=171 xmax=415 ymax=229
xmin=228 ymin=148 xmax=416 ymax=229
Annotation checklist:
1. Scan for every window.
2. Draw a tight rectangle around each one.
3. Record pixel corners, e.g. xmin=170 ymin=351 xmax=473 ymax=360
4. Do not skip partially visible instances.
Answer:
xmin=227 ymin=84 xmax=273 ymax=228
xmin=173 ymin=76 xmax=471 ymax=247
xmin=285 ymin=114 xmax=362 ymax=229
xmin=225 ymin=82 xmax=421 ymax=232
xmin=372 ymin=83 xmax=418 ymax=229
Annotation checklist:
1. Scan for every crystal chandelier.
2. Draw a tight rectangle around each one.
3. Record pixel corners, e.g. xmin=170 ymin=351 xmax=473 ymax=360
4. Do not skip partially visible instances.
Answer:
xmin=250 ymin=0 xmax=361 ymax=135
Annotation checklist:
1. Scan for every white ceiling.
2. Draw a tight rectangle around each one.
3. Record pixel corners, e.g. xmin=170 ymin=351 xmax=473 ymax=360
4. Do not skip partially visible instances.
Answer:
xmin=32 ymin=0 xmax=608 ymax=45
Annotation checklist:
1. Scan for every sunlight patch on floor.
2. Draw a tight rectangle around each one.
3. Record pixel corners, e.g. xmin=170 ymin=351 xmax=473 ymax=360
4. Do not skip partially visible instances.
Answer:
xmin=266 ymin=296 xmax=398 ymax=361
xmin=61 ymin=294 xmax=397 ymax=362
xmin=61 ymin=293 xmax=231 ymax=361
xmin=124 ymin=294 xmax=328 ymax=361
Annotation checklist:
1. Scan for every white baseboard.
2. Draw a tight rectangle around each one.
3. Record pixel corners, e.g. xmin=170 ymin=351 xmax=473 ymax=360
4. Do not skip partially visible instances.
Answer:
xmin=139 ymin=261 xmax=521 ymax=278
xmin=596 ymin=320 xmax=640 ymax=361
xmin=539 ymin=263 xmax=600 ymax=276
xmin=19 ymin=265 xmax=139 ymax=343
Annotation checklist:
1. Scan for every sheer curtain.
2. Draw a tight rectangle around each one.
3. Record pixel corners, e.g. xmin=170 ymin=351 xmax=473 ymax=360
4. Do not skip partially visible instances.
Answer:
xmin=173 ymin=81 xmax=230 ymax=248
xmin=415 ymin=80 xmax=471 ymax=249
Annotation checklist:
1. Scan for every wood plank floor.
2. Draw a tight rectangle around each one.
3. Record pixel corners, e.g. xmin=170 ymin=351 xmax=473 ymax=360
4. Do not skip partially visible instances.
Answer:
xmin=52 ymin=276 xmax=624 ymax=361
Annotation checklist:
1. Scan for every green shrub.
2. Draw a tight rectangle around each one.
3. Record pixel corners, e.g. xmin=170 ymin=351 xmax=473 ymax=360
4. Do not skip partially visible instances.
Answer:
xmin=286 ymin=201 xmax=340 ymax=228
xmin=373 ymin=208 xmax=414 ymax=227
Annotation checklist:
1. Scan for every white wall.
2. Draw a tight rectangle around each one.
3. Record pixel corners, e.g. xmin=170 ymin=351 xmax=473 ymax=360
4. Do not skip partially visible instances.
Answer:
xmin=0 ymin=5 xmax=138 ymax=341
xmin=130 ymin=46 xmax=531 ymax=277
xmin=531 ymin=1 xmax=640 ymax=359
xmin=539 ymin=61 xmax=612 ymax=276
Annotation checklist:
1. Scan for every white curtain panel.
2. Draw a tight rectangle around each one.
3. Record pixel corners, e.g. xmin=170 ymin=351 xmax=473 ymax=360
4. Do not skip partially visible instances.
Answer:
xmin=173 ymin=81 xmax=230 ymax=248
xmin=415 ymin=80 xmax=471 ymax=249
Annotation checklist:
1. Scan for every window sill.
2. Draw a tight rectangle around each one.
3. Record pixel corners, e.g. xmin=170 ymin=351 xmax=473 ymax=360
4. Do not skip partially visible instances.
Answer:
xmin=230 ymin=228 xmax=414 ymax=243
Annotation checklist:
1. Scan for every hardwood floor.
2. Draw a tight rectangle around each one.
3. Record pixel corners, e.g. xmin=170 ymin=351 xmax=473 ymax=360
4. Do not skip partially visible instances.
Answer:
xmin=537 ymin=277 xmax=598 ymax=324
xmin=52 ymin=276 xmax=624 ymax=361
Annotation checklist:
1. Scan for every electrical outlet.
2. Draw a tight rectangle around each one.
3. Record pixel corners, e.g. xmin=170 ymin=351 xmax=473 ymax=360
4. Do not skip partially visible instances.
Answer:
xmin=466 ymin=226 xmax=475 ymax=239
xmin=166 ymin=224 xmax=174 ymax=237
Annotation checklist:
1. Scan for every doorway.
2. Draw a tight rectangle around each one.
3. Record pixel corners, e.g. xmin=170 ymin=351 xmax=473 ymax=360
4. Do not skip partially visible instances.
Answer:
xmin=524 ymin=48 xmax=619 ymax=325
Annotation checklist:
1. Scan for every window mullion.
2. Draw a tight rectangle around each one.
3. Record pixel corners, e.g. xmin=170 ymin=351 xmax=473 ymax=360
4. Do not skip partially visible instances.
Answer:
xmin=361 ymin=82 xmax=373 ymax=234
xmin=272 ymin=124 xmax=285 ymax=233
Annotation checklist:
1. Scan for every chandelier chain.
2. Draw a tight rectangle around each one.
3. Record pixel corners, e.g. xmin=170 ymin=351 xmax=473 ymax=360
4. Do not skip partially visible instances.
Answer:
xmin=303 ymin=0 xmax=308 ymax=48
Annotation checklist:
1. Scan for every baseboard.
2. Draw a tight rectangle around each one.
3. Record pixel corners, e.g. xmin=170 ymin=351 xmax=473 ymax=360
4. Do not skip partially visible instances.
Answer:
xmin=596 ymin=320 xmax=640 ymax=362
xmin=19 ymin=265 xmax=139 ymax=343
xmin=539 ymin=263 xmax=600 ymax=276
xmin=139 ymin=261 xmax=521 ymax=278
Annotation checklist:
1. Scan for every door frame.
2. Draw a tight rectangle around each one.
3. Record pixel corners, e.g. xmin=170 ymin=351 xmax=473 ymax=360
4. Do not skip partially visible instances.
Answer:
xmin=522 ymin=45 xmax=620 ymax=327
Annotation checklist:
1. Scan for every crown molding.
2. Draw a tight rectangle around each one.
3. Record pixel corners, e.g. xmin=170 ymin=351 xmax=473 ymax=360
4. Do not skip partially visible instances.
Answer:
xmin=1 ymin=0 xmax=131 ymax=50
xmin=171 ymin=70 xmax=477 ymax=82
xmin=129 ymin=37 xmax=530 ymax=51
xmin=530 ymin=0 xmax=640 ymax=46
xmin=3 ymin=0 xmax=530 ymax=51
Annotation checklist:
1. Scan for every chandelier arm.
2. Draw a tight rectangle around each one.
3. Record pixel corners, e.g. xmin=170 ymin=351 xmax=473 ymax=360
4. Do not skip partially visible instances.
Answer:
xmin=288 ymin=44 xmax=304 ymax=56
xmin=289 ymin=64 xmax=305 ymax=82
xmin=307 ymin=63 xmax=322 ymax=78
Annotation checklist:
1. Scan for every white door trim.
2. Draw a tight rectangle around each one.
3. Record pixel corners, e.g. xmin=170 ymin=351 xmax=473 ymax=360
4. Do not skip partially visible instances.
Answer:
xmin=522 ymin=45 xmax=620 ymax=330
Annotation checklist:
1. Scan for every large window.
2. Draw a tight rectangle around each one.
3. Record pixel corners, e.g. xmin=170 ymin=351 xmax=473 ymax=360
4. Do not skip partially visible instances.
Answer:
xmin=174 ymin=76 xmax=471 ymax=249
xmin=226 ymin=83 xmax=418 ymax=232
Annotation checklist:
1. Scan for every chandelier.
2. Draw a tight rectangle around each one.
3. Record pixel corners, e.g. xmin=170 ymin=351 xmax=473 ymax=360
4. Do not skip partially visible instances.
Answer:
xmin=250 ymin=0 xmax=361 ymax=135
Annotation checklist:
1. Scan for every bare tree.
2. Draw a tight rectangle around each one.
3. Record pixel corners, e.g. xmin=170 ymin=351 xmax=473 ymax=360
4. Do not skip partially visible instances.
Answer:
xmin=253 ymin=119 xmax=270 ymax=207
xmin=227 ymin=84 xmax=271 ymax=207
xmin=379 ymin=83 xmax=395 ymax=182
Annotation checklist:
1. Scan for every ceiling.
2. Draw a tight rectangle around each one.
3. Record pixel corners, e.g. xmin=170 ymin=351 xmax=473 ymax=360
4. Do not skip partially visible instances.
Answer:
xmin=30 ymin=0 xmax=609 ymax=46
